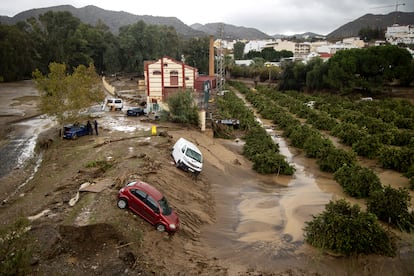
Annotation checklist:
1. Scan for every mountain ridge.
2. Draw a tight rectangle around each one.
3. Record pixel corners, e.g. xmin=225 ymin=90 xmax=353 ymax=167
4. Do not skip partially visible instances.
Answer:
xmin=1 ymin=5 xmax=413 ymax=41
xmin=0 ymin=5 xmax=205 ymax=38
xmin=0 ymin=5 xmax=270 ymax=40
xmin=327 ymin=11 xmax=414 ymax=40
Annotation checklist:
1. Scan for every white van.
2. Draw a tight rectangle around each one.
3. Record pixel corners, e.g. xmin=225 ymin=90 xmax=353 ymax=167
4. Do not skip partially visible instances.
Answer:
xmin=171 ymin=138 xmax=203 ymax=174
xmin=106 ymin=98 xmax=123 ymax=111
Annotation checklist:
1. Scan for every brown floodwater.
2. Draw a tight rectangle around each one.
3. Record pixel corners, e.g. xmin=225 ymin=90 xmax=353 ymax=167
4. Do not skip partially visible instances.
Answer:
xmin=200 ymin=110 xmax=414 ymax=275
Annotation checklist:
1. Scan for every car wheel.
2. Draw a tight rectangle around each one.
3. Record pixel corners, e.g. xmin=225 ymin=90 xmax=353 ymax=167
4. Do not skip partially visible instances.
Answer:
xmin=117 ymin=198 xmax=128 ymax=209
xmin=176 ymin=160 xmax=181 ymax=168
xmin=156 ymin=224 xmax=166 ymax=232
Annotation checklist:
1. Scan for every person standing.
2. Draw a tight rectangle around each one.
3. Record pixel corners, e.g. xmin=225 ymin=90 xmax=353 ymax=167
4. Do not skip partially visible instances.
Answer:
xmin=94 ymin=120 xmax=98 ymax=135
xmin=86 ymin=120 xmax=92 ymax=135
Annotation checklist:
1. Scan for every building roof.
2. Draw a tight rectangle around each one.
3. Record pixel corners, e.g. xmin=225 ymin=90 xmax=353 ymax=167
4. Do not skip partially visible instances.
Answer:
xmin=144 ymin=56 xmax=197 ymax=71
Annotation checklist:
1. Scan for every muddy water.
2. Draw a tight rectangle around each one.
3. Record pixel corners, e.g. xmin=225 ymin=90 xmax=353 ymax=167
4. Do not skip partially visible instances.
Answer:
xmin=200 ymin=93 xmax=413 ymax=274
xmin=0 ymin=116 xmax=55 ymax=180
xmin=0 ymin=115 xmax=56 ymax=203
xmin=201 ymin=118 xmax=337 ymax=273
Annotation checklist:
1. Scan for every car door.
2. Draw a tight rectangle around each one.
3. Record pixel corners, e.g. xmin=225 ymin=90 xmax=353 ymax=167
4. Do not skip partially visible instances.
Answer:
xmin=129 ymin=190 xmax=159 ymax=224
xmin=143 ymin=195 xmax=161 ymax=224
xmin=129 ymin=189 xmax=148 ymax=218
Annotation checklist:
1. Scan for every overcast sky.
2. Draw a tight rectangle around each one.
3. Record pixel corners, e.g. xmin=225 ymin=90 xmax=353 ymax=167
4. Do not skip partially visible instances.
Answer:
xmin=1 ymin=0 xmax=413 ymax=35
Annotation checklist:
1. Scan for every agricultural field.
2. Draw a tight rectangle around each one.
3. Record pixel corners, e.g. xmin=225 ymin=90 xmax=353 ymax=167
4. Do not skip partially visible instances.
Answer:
xmin=226 ymin=80 xmax=414 ymax=257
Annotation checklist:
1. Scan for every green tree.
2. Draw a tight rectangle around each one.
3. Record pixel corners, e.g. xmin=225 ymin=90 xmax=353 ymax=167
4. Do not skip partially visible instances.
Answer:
xmin=317 ymin=147 xmax=356 ymax=173
xmin=305 ymin=57 xmax=328 ymax=91
xmin=367 ymin=185 xmax=414 ymax=231
xmin=182 ymin=36 xmax=210 ymax=74
xmin=38 ymin=11 xmax=81 ymax=67
xmin=325 ymin=46 xmax=414 ymax=92
xmin=261 ymin=47 xmax=278 ymax=62
xmin=118 ymin=21 xmax=147 ymax=73
xmin=358 ymin=27 xmax=385 ymax=41
xmin=233 ymin=41 xmax=245 ymax=60
xmin=304 ymin=199 xmax=396 ymax=256
xmin=33 ymin=62 xmax=104 ymax=123
xmin=279 ymin=61 xmax=307 ymax=91
xmin=167 ymin=90 xmax=199 ymax=125
xmin=0 ymin=24 xmax=34 ymax=81
xmin=334 ymin=164 xmax=382 ymax=198
xmin=245 ymin=50 xmax=262 ymax=59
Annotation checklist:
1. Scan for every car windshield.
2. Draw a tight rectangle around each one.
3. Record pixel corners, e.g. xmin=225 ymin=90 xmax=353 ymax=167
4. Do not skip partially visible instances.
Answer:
xmin=158 ymin=197 xmax=172 ymax=216
xmin=185 ymin=148 xmax=202 ymax=162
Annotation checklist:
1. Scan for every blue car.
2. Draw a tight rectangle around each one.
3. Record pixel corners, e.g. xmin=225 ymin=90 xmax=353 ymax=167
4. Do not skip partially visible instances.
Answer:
xmin=127 ymin=107 xmax=146 ymax=116
xmin=63 ymin=124 xmax=89 ymax=139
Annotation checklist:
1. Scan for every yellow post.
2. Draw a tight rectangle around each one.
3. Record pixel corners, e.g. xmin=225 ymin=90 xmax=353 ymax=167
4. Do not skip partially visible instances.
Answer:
xmin=151 ymin=125 xmax=157 ymax=136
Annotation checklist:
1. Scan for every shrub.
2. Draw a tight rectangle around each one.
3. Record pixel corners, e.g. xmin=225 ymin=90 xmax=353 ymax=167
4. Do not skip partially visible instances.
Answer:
xmin=251 ymin=150 xmax=295 ymax=175
xmin=391 ymin=129 xmax=414 ymax=147
xmin=243 ymin=127 xmax=279 ymax=159
xmin=331 ymin=123 xmax=368 ymax=146
xmin=317 ymin=147 xmax=356 ymax=173
xmin=85 ymin=160 xmax=114 ymax=172
xmin=287 ymin=124 xmax=316 ymax=148
xmin=405 ymin=165 xmax=414 ymax=190
xmin=367 ymin=185 xmax=414 ymax=232
xmin=334 ymin=164 xmax=382 ymax=198
xmin=243 ymin=126 xmax=294 ymax=175
xmin=304 ymin=199 xmax=396 ymax=256
xmin=167 ymin=90 xmax=199 ymax=125
xmin=378 ymin=146 xmax=414 ymax=173
xmin=306 ymin=111 xmax=337 ymax=131
xmin=303 ymin=134 xmax=332 ymax=159
xmin=352 ymin=134 xmax=381 ymax=158
xmin=0 ymin=218 xmax=33 ymax=275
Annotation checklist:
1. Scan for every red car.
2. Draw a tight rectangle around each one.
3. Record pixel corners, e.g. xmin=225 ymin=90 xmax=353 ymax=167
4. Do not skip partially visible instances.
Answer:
xmin=117 ymin=181 xmax=179 ymax=234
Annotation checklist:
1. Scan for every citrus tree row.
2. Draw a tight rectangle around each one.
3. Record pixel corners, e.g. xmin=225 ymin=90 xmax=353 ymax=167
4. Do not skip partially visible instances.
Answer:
xmin=228 ymin=80 xmax=414 ymax=257
xmin=214 ymin=87 xmax=294 ymax=175
xmin=250 ymin=86 xmax=414 ymax=188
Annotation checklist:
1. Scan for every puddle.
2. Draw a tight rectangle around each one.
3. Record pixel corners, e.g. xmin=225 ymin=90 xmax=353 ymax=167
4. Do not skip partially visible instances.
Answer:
xmin=100 ymin=115 xmax=151 ymax=133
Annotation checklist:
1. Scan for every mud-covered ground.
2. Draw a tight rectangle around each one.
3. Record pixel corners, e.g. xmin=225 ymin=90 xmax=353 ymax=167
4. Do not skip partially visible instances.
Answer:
xmin=0 ymin=80 xmax=413 ymax=275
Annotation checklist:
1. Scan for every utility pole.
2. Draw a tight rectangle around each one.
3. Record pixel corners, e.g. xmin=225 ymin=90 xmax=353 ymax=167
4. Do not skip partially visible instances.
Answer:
xmin=216 ymin=24 xmax=225 ymax=94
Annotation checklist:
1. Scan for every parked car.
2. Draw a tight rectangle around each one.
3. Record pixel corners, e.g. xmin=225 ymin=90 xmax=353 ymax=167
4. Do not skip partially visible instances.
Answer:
xmin=117 ymin=181 xmax=180 ymax=234
xmin=63 ymin=124 xmax=89 ymax=139
xmin=126 ymin=107 xmax=146 ymax=116
xmin=215 ymin=119 xmax=240 ymax=128
xmin=171 ymin=137 xmax=203 ymax=174
xmin=106 ymin=98 xmax=123 ymax=111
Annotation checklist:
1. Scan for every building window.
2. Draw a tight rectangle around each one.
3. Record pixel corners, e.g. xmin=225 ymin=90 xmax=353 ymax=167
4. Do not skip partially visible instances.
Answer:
xmin=170 ymin=76 xmax=178 ymax=86
xmin=163 ymin=63 xmax=168 ymax=67
xmin=153 ymin=70 xmax=161 ymax=75
xmin=170 ymin=70 xmax=179 ymax=75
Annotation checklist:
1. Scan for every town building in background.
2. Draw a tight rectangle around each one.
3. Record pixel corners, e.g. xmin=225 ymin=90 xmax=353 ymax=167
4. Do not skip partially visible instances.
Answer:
xmin=385 ymin=24 xmax=414 ymax=45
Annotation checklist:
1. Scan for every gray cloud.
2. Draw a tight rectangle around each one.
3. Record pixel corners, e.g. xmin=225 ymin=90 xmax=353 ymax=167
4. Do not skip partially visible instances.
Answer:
xmin=1 ymin=0 xmax=413 ymax=35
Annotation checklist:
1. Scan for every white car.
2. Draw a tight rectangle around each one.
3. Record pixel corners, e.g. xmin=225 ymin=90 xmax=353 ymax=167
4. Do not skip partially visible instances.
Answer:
xmin=171 ymin=138 xmax=203 ymax=174
xmin=106 ymin=98 xmax=123 ymax=111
